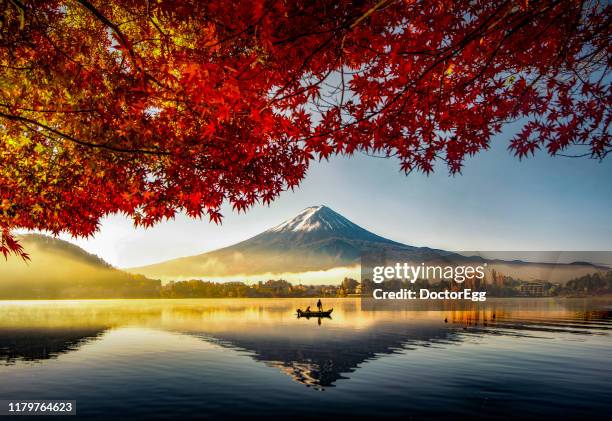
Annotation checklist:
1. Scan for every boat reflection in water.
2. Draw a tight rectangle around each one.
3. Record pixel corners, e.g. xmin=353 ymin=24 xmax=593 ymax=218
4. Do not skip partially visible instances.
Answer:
xmin=0 ymin=298 xmax=610 ymax=418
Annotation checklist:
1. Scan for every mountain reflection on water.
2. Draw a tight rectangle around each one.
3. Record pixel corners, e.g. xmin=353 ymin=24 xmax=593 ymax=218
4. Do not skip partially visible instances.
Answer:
xmin=0 ymin=298 xmax=610 ymax=390
xmin=0 ymin=327 xmax=106 ymax=363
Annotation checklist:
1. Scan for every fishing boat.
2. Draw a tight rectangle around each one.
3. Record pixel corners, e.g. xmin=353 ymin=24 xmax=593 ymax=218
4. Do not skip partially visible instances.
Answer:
xmin=296 ymin=308 xmax=333 ymax=318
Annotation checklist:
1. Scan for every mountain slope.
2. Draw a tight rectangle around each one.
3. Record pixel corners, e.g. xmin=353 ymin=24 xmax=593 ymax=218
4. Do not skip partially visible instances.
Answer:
xmin=128 ymin=206 xmax=438 ymax=280
xmin=0 ymin=234 xmax=160 ymax=298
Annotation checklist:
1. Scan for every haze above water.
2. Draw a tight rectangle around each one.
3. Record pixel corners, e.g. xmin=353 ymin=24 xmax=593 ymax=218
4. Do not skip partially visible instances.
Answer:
xmin=0 ymin=298 xmax=610 ymax=419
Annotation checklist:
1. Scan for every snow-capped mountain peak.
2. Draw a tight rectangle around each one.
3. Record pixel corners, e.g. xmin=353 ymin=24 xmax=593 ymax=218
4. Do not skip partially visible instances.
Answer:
xmin=268 ymin=205 xmax=357 ymax=233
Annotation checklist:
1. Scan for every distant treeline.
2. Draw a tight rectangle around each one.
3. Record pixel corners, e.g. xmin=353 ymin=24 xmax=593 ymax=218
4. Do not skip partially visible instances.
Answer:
xmin=160 ymin=279 xmax=351 ymax=298
xmin=3 ymin=272 xmax=611 ymax=300
xmin=563 ymin=271 xmax=612 ymax=296
xmin=161 ymin=272 xmax=612 ymax=299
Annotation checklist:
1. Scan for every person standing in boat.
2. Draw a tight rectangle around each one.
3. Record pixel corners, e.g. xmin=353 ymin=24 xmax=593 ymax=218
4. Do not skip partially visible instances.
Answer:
xmin=317 ymin=299 xmax=323 ymax=312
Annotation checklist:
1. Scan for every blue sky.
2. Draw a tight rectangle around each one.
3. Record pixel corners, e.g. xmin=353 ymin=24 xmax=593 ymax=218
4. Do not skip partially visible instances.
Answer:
xmin=60 ymin=125 xmax=612 ymax=268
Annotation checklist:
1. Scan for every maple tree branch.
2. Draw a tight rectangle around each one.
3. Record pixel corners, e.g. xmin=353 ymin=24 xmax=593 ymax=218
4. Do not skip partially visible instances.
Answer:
xmin=267 ymin=0 xmax=400 ymax=109
xmin=263 ymin=33 xmax=341 ymax=108
xmin=145 ymin=0 xmax=168 ymax=40
xmin=458 ymin=2 xmax=567 ymax=94
xmin=0 ymin=104 xmax=97 ymax=114
xmin=0 ymin=229 xmax=30 ymax=261
xmin=350 ymin=0 xmax=396 ymax=29
xmin=8 ymin=0 xmax=25 ymax=9
xmin=0 ymin=111 xmax=170 ymax=156
xmin=76 ymin=0 xmax=142 ymax=73
xmin=203 ymin=0 xmax=278 ymax=49
xmin=557 ymin=152 xmax=596 ymax=158
xmin=38 ymin=29 xmax=88 ymax=69
xmin=309 ymin=0 xmax=568 ymax=148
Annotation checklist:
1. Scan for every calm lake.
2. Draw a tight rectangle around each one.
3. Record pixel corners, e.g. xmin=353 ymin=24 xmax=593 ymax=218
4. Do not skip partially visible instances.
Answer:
xmin=0 ymin=298 xmax=610 ymax=419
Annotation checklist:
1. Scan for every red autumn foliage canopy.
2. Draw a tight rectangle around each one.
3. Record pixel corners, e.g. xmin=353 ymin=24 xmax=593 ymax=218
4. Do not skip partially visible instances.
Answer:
xmin=0 ymin=0 xmax=610 ymax=259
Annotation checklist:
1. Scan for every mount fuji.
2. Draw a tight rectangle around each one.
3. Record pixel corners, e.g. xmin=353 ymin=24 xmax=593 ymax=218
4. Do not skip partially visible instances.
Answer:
xmin=128 ymin=205 xmax=430 ymax=280
xmin=127 ymin=205 xmax=607 ymax=283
